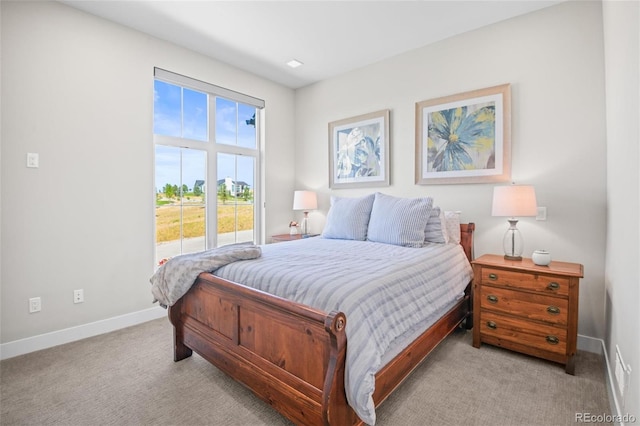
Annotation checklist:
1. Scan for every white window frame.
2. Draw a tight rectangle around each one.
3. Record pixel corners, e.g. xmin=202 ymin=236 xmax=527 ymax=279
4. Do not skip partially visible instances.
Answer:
xmin=153 ymin=68 xmax=264 ymax=253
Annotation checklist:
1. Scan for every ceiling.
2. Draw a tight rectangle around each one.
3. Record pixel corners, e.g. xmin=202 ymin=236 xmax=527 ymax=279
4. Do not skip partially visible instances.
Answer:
xmin=60 ymin=1 xmax=563 ymax=89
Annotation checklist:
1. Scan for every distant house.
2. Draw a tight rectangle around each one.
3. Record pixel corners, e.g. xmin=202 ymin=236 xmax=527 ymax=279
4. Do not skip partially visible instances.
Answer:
xmin=217 ymin=177 xmax=251 ymax=197
xmin=193 ymin=180 xmax=205 ymax=193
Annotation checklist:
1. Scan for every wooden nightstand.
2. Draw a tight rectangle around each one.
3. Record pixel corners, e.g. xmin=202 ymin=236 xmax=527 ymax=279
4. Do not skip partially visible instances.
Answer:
xmin=271 ymin=233 xmax=319 ymax=243
xmin=471 ymin=254 xmax=583 ymax=374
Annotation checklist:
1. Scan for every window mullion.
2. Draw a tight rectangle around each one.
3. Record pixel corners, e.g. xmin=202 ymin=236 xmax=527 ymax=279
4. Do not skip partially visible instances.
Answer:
xmin=234 ymin=155 xmax=239 ymax=238
xmin=154 ymin=134 xmax=204 ymax=150
xmin=207 ymin=94 xmax=217 ymax=249
xmin=179 ymin=149 xmax=184 ymax=254
xmin=217 ymin=145 xmax=256 ymax=157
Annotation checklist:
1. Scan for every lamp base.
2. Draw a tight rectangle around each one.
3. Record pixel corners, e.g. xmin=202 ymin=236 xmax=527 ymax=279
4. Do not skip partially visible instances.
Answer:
xmin=301 ymin=212 xmax=309 ymax=235
xmin=502 ymin=218 xmax=524 ymax=261
xmin=504 ymin=254 xmax=523 ymax=261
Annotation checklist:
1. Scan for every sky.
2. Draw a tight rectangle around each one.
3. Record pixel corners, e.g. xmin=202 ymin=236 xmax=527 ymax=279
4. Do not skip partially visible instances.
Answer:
xmin=153 ymin=80 xmax=256 ymax=191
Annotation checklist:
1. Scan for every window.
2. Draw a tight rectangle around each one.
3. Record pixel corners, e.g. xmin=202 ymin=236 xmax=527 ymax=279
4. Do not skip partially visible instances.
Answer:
xmin=153 ymin=68 xmax=264 ymax=264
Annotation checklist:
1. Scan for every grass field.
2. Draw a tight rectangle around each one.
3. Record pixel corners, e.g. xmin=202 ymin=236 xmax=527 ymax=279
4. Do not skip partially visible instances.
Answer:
xmin=155 ymin=200 xmax=254 ymax=243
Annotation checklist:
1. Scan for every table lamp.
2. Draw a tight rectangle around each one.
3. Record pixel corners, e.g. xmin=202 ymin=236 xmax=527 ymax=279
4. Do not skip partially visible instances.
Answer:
xmin=492 ymin=184 xmax=537 ymax=260
xmin=293 ymin=190 xmax=318 ymax=235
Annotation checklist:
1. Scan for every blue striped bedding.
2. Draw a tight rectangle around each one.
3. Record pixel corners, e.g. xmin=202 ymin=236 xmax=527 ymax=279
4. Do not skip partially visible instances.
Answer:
xmin=214 ymin=237 xmax=473 ymax=425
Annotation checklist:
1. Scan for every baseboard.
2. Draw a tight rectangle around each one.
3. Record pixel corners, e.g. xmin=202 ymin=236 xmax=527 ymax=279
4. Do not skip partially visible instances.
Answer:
xmin=0 ymin=306 xmax=167 ymax=360
xmin=578 ymin=334 xmax=628 ymax=426
xmin=578 ymin=333 xmax=604 ymax=354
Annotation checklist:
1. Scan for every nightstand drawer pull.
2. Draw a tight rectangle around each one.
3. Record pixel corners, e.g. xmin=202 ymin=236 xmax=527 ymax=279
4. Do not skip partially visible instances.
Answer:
xmin=546 ymin=335 xmax=560 ymax=345
xmin=547 ymin=282 xmax=560 ymax=290
xmin=487 ymin=295 xmax=499 ymax=303
xmin=546 ymin=306 xmax=561 ymax=315
xmin=486 ymin=321 xmax=497 ymax=329
xmin=488 ymin=273 xmax=498 ymax=280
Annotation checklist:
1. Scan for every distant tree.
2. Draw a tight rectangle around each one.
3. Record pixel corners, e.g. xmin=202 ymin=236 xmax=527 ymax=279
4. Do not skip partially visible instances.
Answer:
xmin=193 ymin=185 xmax=202 ymax=196
xmin=163 ymin=183 xmax=175 ymax=198
xmin=172 ymin=184 xmax=179 ymax=198
xmin=218 ymin=185 xmax=229 ymax=204
xmin=182 ymin=184 xmax=188 ymax=196
xmin=242 ymin=186 xmax=252 ymax=202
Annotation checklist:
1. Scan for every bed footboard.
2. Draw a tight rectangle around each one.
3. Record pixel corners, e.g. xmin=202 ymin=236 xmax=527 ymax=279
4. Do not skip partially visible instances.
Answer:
xmin=168 ymin=223 xmax=475 ymax=426
xmin=168 ymin=273 xmax=357 ymax=425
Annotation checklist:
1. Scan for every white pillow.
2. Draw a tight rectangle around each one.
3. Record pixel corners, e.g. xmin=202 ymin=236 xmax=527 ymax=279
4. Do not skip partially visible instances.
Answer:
xmin=367 ymin=192 xmax=434 ymax=248
xmin=444 ymin=211 xmax=462 ymax=244
xmin=321 ymin=194 xmax=375 ymax=241
xmin=424 ymin=206 xmax=449 ymax=244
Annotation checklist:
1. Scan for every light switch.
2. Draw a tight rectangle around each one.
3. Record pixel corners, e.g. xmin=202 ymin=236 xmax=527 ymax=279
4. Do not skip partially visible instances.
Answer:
xmin=536 ymin=206 xmax=547 ymax=221
xmin=27 ymin=153 xmax=39 ymax=168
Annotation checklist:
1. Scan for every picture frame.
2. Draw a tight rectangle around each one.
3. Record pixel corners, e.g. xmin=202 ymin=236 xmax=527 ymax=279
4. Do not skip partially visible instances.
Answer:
xmin=415 ymin=84 xmax=511 ymax=185
xmin=329 ymin=109 xmax=390 ymax=189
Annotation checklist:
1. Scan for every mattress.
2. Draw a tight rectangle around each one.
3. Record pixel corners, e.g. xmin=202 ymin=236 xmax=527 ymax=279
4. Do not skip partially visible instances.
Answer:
xmin=214 ymin=237 xmax=473 ymax=425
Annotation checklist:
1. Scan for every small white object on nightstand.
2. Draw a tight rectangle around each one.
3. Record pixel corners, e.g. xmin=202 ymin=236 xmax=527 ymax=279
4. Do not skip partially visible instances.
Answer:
xmin=532 ymin=250 xmax=551 ymax=266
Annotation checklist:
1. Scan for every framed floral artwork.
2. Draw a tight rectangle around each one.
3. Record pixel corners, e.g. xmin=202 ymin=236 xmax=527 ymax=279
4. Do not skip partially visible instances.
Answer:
xmin=415 ymin=84 xmax=511 ymax=184
xmin=329 ymin=109 xmax=390 ymax=189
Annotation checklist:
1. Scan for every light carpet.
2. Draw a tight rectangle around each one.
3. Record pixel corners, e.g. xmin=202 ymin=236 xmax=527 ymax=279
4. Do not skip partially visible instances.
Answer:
xmin=1 ymin=318 xmax=611 ymax=425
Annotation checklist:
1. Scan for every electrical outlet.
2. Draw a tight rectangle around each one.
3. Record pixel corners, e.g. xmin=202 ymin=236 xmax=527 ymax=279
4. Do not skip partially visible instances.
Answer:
xmin=615 ymin=345 xmax=632 ymax=398
xmin=615 ymin=351 xmax=625 ymax=396
xmin=73 ymin=289 xmax=84 ymax=304
xmin=29 ymin=297 xmax=41 ymax=313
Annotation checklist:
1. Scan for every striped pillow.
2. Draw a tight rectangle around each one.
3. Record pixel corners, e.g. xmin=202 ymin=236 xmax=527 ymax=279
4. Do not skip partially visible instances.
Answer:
xmin=367 ymin=193 xmax=434 ymax=247
xmin=424 ymin=206 xmax=449 ymax=244
xmin=445 ymin=211 xmax=462 ymax=244
xmin=321 ymin=194 xmax=375 ymax=241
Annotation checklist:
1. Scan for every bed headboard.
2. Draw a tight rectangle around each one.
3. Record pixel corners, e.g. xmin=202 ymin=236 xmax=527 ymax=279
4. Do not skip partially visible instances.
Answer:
xmin=460 ymin=223 xmax=475 ymax=262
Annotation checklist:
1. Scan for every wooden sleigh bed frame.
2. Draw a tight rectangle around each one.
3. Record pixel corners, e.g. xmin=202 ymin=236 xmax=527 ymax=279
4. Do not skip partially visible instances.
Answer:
xmin=168 ymin=223 xmax=475 ymax=425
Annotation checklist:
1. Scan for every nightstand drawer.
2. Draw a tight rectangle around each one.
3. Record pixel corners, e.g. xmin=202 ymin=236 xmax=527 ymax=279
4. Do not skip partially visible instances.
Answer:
xmin=482 ymin=268 xmax=570 ymax=296
xmin=480 ymin=311 xmax=568 ymax=355
xmin=480 ymin=287 xmax=568 ymax=326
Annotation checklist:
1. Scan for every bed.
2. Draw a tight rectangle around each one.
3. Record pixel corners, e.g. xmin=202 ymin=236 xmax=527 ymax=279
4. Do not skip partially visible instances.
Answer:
xmin=165 ymin=194 xmax=475 ymax=426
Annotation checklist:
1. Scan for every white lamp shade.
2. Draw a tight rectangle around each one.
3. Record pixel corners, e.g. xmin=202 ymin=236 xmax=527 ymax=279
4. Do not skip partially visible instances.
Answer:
xmin=293 ymin=190 xmax=318 ymax=211
xmin=492 ymin=185 xmax=537 ymax=217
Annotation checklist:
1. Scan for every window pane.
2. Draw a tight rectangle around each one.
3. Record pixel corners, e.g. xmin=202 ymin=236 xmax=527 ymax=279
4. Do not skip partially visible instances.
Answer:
xmin=154 ymin=81 xmax=181 ymax=137
xmin=156 ymin=145 xmax=182 ymax=262
xmin=155 ymin=146 xmax=206 ymax=263
xmin=155 ymin=145 xmax=181 ymax=200
xmin=181 ymin=149 xmax=206 ymax=253
xmin=183 ymin=88 xmax=208 ymax=141
xmin=236 ymin=155 xmax=255 ymax=204
xmin=217 ymin=153 xmax=254 ymax=245
xmin=154 ymin=80 xmax=208 ymax=142
xmin=238 ymin=103 xmax=257 ymax=149
xmin=182 ymin=148 xmax=207 ymax=253
xmin=216 ymin=98 xmax=236 ymax=146
xmin=215 ymin=98 xmax=257 ymax=149
xmin=236 ymin=155 xmax=255 ymax=245
xmin=156 ymin=206 xmax=182 ymax=262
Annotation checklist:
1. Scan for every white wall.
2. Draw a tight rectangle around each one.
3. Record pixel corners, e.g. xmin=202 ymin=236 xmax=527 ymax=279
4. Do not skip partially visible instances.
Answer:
xmin=0 ymin=2 xmax=3 ymax=344
xmin=603 ymin=0 xmax=639 ymax=419
xmin=0 ymin=1 xmax=295 ymax=343
xmin=295 ymin=1 xmax=607 ymax=339
xmin=3 ymin=2 xmax=630 ymax=391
